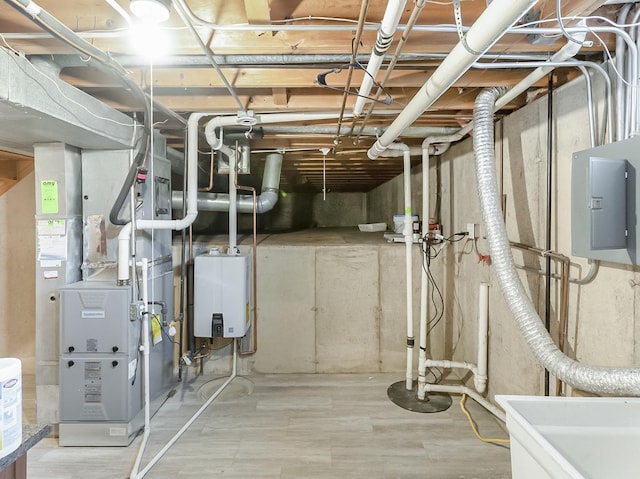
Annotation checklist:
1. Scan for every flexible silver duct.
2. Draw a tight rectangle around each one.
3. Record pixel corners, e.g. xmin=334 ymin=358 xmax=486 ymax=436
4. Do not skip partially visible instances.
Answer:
xmin=473 ymin=87 xmax=640 ymax=396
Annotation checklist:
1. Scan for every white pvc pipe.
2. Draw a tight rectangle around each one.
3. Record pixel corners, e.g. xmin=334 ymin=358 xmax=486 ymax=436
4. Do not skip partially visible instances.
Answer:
xmin=388 ymin=143 xmax=414 ymax=390
xmin=425 ymin=359 xmax=478 ymax=374
xmin=118 ymin=112 xmax=344 ymax=283
xmin=118 ymin=112 xmax=205 ymax=283
xmin=354 ymin=54 xmax=384 ymax=116
xmin=129 ymin=258 xmax=150 ymax=478
xmin=424 ymin=383 xmax=506 ymax=423
xmin=229 ymin=143 xmax=238 ymax=253
xmin=353 ymin=0 xmax=408 ymax=116
xmin=105 ymin=0 xmax=131 ymax=24
xmin=417 ymin=134 xmax=462 ymax=401
xmin=132 ymin=342 xmax=238 ymax=478
xmin=456 ymin=34 xmax=586 ymax=139
xmin=475 ymin=282 xmax=489 ymax=394
xmin=367 ymin=0 xmax=537 ymax=159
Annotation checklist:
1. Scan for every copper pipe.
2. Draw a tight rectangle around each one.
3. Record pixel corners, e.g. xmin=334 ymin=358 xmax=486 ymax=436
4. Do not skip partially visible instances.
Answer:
xmin=510 ymin=242 xmax=570 ymax=395
xmin=198 ymin=150 xmax=215 ymax=192
xmin=336 ymin=0 xmax=370 ymax=136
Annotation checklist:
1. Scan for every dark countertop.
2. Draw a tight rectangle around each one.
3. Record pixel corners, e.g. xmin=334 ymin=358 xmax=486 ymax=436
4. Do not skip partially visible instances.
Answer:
xmin=0 ymin=424 xmax=52 ymax=471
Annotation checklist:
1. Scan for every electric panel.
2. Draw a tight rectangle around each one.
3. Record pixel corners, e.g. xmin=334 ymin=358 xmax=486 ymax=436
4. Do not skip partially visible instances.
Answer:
xmin=572 ymin=136 xmax=639 ymax=265
xmin=194 ymin=252 xmax=251 ymax=338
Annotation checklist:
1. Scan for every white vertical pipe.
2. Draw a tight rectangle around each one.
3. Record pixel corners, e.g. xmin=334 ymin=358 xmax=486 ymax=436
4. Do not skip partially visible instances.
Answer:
xmin=118 ymin=113 xmax=205 ymax=283
xmin=368 ymin=0 xmax=537 ymax=159
xmin=389 ymin=143 xmax=414 ymax=390
xmin=229 ymin=146 xmax=238 ymax=252
xmin=417 ymin=135 xmax=461 ymax=400
xmin=474 ymin=282 xmax=489 ymax=393
xmin=130 ymin=258 xmax=150 ymax=478
xmin=417 ymin=144 xmax=430 ymax=400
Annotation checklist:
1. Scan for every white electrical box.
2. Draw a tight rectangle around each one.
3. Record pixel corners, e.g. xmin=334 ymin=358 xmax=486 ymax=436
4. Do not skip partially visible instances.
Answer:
xmin=194 ymin=251 xmax=251 ymax=338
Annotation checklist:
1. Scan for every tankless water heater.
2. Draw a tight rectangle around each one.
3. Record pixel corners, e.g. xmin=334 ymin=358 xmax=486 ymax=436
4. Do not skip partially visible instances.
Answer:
xmin=194 ymin=251 xmax=251 ymax=338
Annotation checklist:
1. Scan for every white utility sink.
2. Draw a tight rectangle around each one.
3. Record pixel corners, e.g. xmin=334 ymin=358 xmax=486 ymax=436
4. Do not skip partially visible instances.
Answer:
xmin=496 ymin=395 xmax=640 ymax=479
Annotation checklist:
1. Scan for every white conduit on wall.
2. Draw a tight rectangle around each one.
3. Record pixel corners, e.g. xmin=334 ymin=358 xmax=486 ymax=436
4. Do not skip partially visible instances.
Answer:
xmin=353 ymin=0 xmax=407 ymax=116
xmin=367 ymin=0 xmax=538 ymax=159
xmin=474 ymin=87 xmax=640 ymax=396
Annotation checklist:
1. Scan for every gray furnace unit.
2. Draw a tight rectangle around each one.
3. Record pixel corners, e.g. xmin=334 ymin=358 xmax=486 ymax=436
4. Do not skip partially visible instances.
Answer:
xmin=58 ymin=281 xmax=142 ymax=445
xmin=58 ymin=134 xmax=175 ymax=446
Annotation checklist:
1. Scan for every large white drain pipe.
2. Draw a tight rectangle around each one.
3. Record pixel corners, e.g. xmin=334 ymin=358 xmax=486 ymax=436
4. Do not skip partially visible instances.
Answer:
xmin=353 ymin=0 xmax=407 ymax=116
xmin=367 ymin=0 xmax=537 ymax=159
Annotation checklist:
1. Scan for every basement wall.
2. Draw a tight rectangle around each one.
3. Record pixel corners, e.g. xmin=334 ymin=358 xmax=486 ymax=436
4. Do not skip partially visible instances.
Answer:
xmin=368 ymin=72 xmax=640 ymax=397
xmin=0 ymin=173 xmax=36 ymax=374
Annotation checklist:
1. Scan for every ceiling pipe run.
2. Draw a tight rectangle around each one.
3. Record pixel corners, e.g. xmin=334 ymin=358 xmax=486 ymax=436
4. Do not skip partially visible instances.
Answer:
xmin=366 ymin=0 xmax=537 ymax=159
xmin=457 ymin=32 xmax=587 ymax=139
xmin=256 ymin=125 xmax=458 ymax=138
xmin=353 ymin=0 xmax=407 ymax=116
xmin=354 ymin=0 xmax=426 ymax=138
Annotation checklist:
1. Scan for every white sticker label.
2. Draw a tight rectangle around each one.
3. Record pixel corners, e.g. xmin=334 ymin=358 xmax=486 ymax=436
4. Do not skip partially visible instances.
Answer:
xmin=40 ymin=260 xmax=62 ymax=268
xmin=109 ymin=427 xmax=127 ymax=437
xmin=81 ymin=310 xmax=105 ymax=319
xmin=128 ymin=358 xmax=137 ymax=380
xmin=43 ymin=270 xmax=59 ymax=279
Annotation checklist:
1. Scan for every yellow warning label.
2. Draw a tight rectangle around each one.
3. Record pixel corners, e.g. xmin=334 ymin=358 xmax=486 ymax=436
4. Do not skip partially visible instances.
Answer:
xmin=151 ymin=314 xmax=162 ymax=345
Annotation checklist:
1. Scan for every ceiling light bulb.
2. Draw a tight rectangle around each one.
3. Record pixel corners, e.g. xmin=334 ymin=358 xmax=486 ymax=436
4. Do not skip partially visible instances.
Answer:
xmin=130 ymin=0 xmax=171 ymax=23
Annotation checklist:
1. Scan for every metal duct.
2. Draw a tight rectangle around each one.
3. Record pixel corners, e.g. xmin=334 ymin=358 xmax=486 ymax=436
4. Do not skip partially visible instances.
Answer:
xmin=473 ymin=87 xmax=640 ymax=396
xmin=171 ymin=152 xmax=283 ymax=213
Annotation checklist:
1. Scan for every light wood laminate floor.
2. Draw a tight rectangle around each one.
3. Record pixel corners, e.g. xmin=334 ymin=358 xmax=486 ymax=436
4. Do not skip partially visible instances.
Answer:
xmin=27 ymin=373 xmax=511 ymax=478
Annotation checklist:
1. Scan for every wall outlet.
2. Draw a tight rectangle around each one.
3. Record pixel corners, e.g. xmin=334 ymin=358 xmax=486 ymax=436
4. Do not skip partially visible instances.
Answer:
xmin=467 ymin=223 xmax=479 ymax=239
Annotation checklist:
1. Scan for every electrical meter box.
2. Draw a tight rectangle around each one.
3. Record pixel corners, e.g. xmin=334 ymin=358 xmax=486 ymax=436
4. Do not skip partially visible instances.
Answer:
xmin=194 ymin=251 xmax=251 ymax=338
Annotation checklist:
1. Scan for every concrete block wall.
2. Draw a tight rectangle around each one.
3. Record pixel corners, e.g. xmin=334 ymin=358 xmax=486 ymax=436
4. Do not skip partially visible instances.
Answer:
xmin=247 ymin=241 xmax=446 ymax=374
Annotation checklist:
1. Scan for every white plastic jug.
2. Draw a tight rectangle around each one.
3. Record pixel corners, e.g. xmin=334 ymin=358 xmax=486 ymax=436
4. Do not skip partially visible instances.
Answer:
xmin=0 ymin=358 xmax=21 ymax=459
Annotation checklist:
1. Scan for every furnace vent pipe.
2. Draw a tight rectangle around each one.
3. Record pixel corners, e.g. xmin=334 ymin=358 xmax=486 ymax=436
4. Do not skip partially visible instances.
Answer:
xmin=118 ymin=112 xmax=204 ymax=283
xmin=367 ymin=0 xmax=537 ymax=159
xmin=118 ymin=112 xmax=342 ymax=283
xmin=474 ymin=87 xmax=640 ymax=396
xmin=171 ymin=152 xmax=283 ymax=213
xmin=353 ymin=0 xmax=407 ymax=116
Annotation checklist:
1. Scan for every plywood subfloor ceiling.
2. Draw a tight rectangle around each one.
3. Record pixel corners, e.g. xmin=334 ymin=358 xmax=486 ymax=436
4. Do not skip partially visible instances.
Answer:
xmin=0 ymin=0 xmax=620 ymax=192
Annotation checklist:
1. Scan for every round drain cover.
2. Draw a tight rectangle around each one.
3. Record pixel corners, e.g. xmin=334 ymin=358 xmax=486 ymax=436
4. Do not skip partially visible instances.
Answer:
xmin=387 ymin=380 xmax=452 ymax=413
